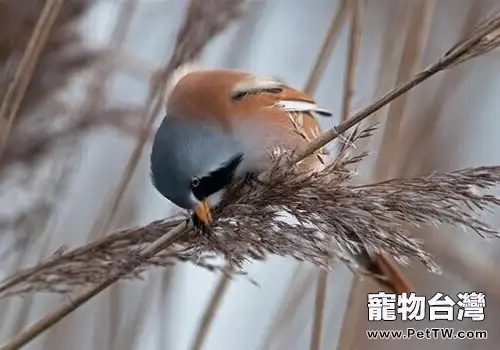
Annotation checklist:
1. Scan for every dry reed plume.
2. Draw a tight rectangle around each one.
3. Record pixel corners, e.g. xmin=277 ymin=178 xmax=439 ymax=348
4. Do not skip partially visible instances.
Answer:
xmin=2 ymin=122 xmax=500 ymax=299
xmin=0 ymin=0 xmax=138 ymax=249
xmin=0 ymin=0 xmax=99 ymax=171
xmin=3 ymin=0 xmax=500 ymax=302
xmin=3 ymin=5 xmax=500 ymax=350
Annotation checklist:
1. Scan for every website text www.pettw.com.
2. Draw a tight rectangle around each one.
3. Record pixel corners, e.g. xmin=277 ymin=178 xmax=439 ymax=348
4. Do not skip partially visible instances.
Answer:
xmin=366 ymin=328 xmax=487 ymax=340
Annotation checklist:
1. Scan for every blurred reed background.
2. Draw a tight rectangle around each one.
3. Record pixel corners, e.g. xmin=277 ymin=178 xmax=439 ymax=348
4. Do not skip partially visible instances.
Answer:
xmin=1 ymin=0 xmax=500 ymax=349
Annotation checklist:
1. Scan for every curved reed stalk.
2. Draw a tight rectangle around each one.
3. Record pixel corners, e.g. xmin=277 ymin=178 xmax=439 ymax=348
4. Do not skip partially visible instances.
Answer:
xmin=0 ymin=0 xmax=65 ymax=158
xmin=311 ymin=1 xmax=364 ymax=349
xmin=3 ymin=6 xmax=500 ymax=350
xmin=338 ymin=1 xmax=437 ymax=348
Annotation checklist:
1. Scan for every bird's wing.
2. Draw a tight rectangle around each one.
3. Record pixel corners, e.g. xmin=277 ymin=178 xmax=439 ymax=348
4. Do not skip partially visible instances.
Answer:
xmin=226 ymin=71 xmax=332 ymax=172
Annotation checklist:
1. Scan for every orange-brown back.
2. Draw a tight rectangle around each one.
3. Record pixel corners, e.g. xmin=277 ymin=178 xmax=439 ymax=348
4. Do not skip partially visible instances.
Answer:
xmin=167 ymin=69 xmax=323 ymax=142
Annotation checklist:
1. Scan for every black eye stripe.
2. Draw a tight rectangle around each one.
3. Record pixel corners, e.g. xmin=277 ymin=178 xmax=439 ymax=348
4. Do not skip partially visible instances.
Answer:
xmin=192 ymin=153 xmax=244 ymax=200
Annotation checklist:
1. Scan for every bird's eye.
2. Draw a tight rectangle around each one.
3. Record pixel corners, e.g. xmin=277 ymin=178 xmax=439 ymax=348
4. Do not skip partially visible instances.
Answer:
xmin=191 ymin=177 xmax=200 ymax=188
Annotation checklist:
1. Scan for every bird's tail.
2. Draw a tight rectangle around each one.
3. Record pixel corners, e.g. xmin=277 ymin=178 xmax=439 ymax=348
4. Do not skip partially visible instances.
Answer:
xmin=371 ymin=253 xmax=414 ymax=294
xmin=349 ymin=231 xmax=414 ymax=294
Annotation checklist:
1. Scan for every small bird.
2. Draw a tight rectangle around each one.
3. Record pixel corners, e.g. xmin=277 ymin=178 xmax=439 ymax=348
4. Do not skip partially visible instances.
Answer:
xmin=150 ymin=66 xmax=413 ymax=293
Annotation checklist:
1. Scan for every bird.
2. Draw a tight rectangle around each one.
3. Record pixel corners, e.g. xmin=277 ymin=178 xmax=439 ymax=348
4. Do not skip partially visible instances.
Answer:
xmin=150 ymin=65 xmax=413 ymax=293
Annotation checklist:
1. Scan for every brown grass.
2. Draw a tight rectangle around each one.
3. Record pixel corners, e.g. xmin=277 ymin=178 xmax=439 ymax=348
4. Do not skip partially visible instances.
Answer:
xmin=304 ymin=0 xmax=349 ymax=95
xmin=0 ymin=0 xmax=65 ymax=157
xmin=3 ymin=5 xmax=500 ymax=350
xmin=0 ymin=0 xmax=98 ymax=173
xmin=397 ymin=1 xmax=486 ymax=177
xmin=338 ymin=2 xmax=436 ymax=349
xmin=310 ymin=268 xmax=328 ymax=350
xmin=311 ymin=0 xmax=364 ymax=348
xmin=3 ymin=123 xmax=500 ymax=296
xmin=373 ymin=0 xmax=436 ymax=180
xmin=258 ymin=265 xmax=317 ymax=350
xmin=0 ymin=0 xmax=143 ymax=252
xmin=190 ymin=273 xmax=233 ymax=350
xmin=0 ymin=0 xmax=95 ymax=123
xmin=296 ymin=6 xmax=500 ymax=163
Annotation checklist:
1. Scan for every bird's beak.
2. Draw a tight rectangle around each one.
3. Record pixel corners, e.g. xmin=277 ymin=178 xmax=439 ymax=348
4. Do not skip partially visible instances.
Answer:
xmin=194 ymin=199 xmax=212 ymax=225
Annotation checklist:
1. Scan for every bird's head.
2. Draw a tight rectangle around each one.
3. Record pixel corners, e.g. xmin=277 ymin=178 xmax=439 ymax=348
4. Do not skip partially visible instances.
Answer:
xmin=151 ymin=116 xmax=245 ymax=225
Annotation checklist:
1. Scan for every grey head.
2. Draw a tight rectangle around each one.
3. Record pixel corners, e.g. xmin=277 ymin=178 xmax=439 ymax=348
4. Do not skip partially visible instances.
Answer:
xmin=150 ymin=115 xmax=256 ymax=213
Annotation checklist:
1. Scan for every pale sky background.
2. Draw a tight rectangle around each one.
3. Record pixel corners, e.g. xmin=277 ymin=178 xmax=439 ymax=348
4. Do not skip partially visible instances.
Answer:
xmin=2 ymin=1 xmax=500 ymax=349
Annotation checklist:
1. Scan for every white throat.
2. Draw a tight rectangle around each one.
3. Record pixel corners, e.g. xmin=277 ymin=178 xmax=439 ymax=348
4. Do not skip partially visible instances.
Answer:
xmin=189 ymin=188 xmax=227 ymax=210
xmin=207 ymin=189 xmax=227 ymax=208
